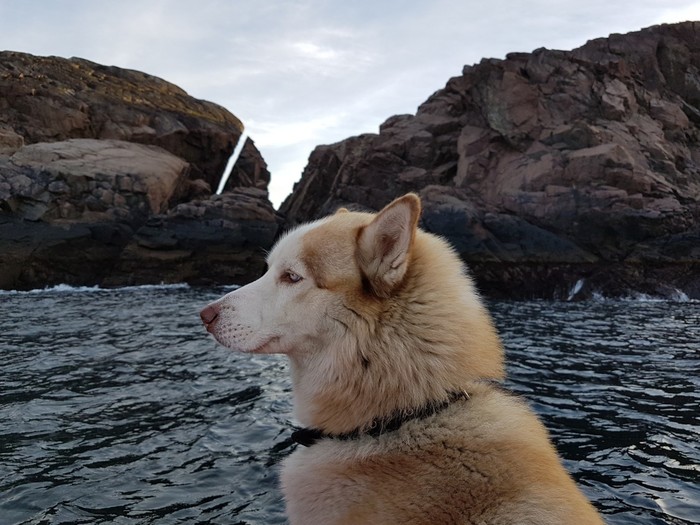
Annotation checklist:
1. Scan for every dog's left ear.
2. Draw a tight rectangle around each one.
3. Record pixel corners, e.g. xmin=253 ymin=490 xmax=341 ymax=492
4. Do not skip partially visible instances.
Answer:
xmin=357 ymin=194 xmax=421 ymax=297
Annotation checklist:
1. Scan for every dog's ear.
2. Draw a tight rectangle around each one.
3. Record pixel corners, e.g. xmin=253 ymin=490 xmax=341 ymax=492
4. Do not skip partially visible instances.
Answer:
xmin=357 ymin=194 xmax=421 ymax=297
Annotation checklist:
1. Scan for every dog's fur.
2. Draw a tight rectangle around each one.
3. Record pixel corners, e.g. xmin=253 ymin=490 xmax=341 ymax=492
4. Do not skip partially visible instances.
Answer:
xmin=201 ymin=194 xmax=604 ymax=524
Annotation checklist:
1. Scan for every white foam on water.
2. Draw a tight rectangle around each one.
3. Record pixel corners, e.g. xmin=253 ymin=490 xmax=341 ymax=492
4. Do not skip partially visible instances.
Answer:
xmin=566 ymin=278 xmax=585 ymax=301
xmin=0 ymin=283 xmax=191 ymax=295
xmin=590 ymin=289 xmax=696 ymax=303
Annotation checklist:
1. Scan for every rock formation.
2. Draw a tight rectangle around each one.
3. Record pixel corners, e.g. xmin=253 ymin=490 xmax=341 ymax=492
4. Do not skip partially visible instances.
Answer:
xmin=103 ymin=187 xmax=278 ymax=287
xmin=0 ymin=52 xmax=278 ymax=290
xmin=281 ymin=22 xmax=700 ymax=299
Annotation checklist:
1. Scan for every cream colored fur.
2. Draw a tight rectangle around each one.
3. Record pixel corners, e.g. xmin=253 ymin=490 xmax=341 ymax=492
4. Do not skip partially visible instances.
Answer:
xmin=202 ymin=194 xmax=604 ymax=524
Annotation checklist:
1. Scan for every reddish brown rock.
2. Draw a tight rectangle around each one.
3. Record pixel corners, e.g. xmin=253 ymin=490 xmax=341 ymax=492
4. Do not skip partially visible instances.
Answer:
xmin=281 ymin=22 xmax=700 ymax=299
xmin=0 ymin=51 xmax=268 ymax=191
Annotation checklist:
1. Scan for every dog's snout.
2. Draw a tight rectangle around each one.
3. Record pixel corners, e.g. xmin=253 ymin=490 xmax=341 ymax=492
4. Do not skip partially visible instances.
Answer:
xmin=200 ymin=304 xmax=220 ymax=328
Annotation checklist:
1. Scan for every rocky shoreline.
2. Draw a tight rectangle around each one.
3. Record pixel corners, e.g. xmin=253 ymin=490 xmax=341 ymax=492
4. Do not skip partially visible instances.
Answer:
xmin=281 ymin=22 xmax=700 ymax=300
xmin=0 ymin=52 xmax=280 ymax=291
xmin=2 ymin=23 xmax=700 ymax=299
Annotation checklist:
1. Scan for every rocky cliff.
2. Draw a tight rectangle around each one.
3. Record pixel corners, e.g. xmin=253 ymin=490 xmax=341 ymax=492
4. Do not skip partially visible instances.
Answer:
xmin=281 ymin=22 xmax=700 ymax=299
xmin=0 ymin=52 xmax=278 ymax=290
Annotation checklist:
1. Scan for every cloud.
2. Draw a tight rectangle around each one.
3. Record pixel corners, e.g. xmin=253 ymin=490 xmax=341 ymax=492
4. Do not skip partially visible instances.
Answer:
xmin=657 ymin=3 xmax=700 ymax=23
xmin=251 ymin=113 xmax=345 ymax=149
xmin=292 ymin=41 xmax=339 ymax=62
xmin=1 ymin=0 xmax=699 ymax=208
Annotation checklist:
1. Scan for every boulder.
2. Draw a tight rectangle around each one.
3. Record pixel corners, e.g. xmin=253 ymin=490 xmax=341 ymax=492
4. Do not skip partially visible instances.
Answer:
xmin=3 ymin=139 xmax=189 ymax=223
xmin=0 ymin=51 xmax=269 ymax=191
xmin=281 ymin=22 xmax=700 ymax=299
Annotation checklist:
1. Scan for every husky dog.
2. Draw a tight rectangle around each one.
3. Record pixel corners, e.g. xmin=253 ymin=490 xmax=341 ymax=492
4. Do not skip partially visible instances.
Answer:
xmin=201 ymin=194 xmax=604 ymax=524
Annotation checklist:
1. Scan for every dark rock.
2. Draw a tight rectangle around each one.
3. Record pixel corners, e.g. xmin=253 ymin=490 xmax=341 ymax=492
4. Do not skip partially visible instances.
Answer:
xmin=0 ymin=213 xmax=131 ymax=290
xmin=105 ymin=188 xmax=281 ymax=287
xmin=281 ymin=22 xmax=700 ymax=299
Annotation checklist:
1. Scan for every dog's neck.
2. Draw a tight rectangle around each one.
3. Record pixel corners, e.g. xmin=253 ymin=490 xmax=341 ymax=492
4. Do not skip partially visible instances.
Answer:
xmin=291 ymin=390 xmax=470 ymax=447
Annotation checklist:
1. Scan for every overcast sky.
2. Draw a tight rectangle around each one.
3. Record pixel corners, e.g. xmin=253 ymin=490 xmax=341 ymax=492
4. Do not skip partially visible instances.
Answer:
xmin=1 ymin=1 xmax=699 ymax=206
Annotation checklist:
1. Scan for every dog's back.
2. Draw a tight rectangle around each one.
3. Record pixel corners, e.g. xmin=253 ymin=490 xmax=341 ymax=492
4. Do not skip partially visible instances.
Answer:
xmin=282 ymin=381 xmax=602 ymax=524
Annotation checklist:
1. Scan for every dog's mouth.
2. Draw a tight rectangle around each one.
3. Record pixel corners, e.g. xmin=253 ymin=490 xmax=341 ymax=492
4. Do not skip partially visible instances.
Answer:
xmin=208 ymin=333 xmax=280 ymax=354
xmin=247 ymin=336 xmax=280 ymax=354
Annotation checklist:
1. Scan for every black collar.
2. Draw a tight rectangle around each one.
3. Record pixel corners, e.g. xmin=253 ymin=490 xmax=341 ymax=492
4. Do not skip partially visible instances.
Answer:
xmin=291 ymin=390 xmax=470 ymax=447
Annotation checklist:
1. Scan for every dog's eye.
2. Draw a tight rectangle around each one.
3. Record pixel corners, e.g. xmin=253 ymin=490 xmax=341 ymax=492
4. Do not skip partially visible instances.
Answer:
xmin=282 ymin=271 xmax=303 ymax=284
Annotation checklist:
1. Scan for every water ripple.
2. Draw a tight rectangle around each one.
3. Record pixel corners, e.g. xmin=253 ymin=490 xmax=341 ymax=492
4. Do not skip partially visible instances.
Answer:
xmin=493 ymin=300 xmax=700 ymax=525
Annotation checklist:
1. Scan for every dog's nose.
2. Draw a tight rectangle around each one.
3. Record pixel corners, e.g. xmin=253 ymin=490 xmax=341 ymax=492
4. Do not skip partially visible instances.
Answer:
xmin=200 ymin=304 xmax=219 ymax=327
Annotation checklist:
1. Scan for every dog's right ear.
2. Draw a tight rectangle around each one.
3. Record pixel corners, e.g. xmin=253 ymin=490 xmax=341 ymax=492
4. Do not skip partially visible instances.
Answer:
xmin=357 ymin=194 xmax=421 ymax=298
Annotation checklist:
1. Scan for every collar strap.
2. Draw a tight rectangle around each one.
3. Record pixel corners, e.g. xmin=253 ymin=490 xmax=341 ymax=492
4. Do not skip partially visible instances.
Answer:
xmin=291 ymin=390 xmax=470 ymax=447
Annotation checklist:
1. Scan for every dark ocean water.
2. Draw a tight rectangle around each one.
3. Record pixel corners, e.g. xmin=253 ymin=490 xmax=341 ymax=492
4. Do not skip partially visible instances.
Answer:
xmin=0 ymin=285 xmax=698 ymax=524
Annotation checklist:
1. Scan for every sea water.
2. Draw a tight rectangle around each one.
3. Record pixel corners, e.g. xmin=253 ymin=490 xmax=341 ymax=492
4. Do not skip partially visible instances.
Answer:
xmin=1 ymin=285 xmax=698 ymax=524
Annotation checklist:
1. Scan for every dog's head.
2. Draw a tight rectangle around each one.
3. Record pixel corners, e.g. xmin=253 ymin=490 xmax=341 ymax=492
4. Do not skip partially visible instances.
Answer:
xmin=201 ymin=194 xmax=504 ymax=432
